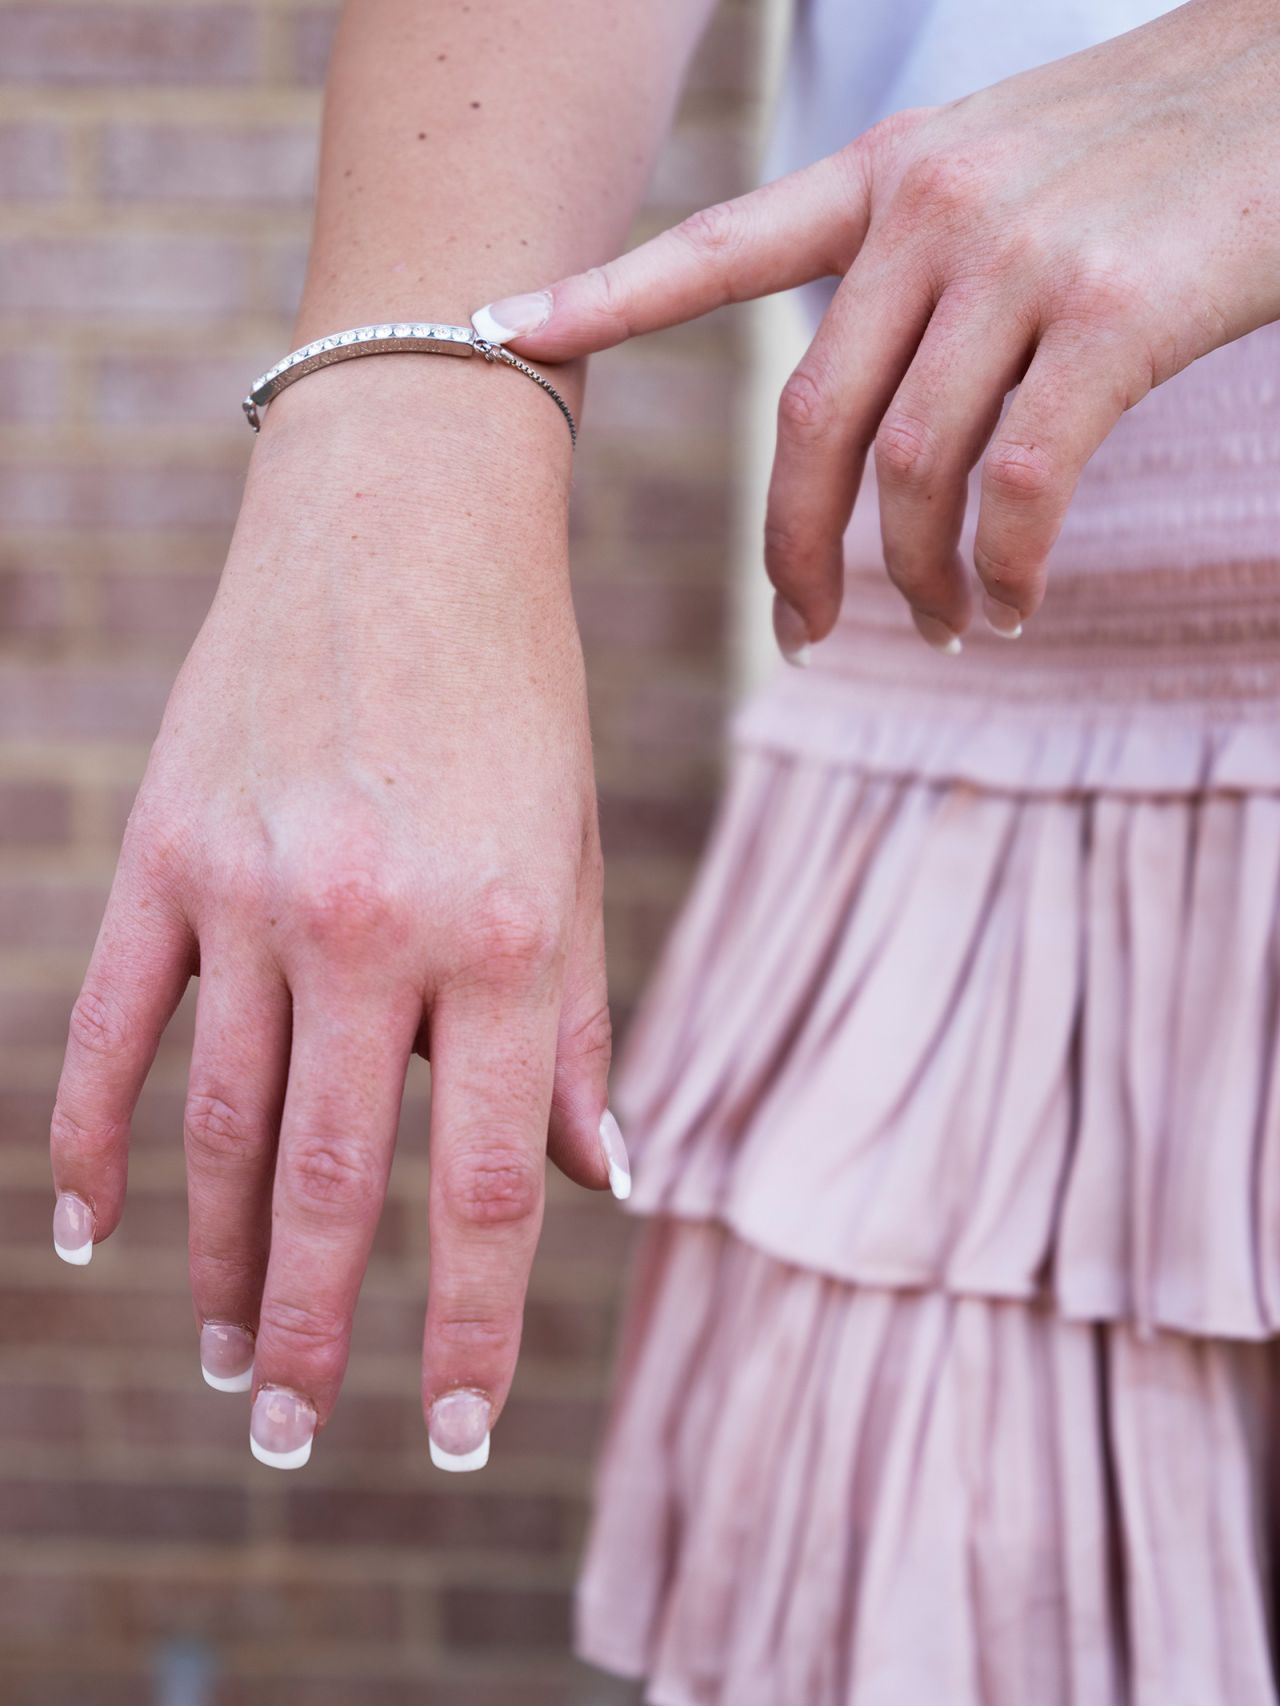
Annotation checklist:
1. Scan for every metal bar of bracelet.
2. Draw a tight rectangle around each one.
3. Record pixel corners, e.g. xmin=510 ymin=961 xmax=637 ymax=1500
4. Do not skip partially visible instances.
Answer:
xmin=241 ymin=320 xmax=577 ymax=448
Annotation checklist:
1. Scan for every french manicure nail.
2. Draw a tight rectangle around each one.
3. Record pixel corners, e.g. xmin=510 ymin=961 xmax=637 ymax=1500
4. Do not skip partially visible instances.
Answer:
xmin=982 ymin=594 xmax=1023 ymax=639
xmin=471 ymin=289 xmax=553 ymax=345
xmin=249 ymin=1386 xmax=316 ymax=1470
xmin=428 ymin=1388 xmax=491 ymax=1473
xmin=772 ymin=593 xmax=811 ymax=668
xmin=52 ymin=1192 xmax=94 ymax=1266
xmin=598 ymin=1108 xmax=632 ymax=1201
xmin=911 ymin=610 xmax=963 ymax=655
xmin=200 ymin=1322 xmax=255 ymax=1393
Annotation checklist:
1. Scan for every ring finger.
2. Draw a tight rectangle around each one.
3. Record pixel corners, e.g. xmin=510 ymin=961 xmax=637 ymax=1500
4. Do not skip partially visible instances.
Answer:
xmin=875 ymin=288 xmax=1035 ymax=646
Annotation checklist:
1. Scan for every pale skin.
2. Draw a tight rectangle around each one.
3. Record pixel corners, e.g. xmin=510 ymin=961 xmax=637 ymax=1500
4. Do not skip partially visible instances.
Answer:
xmin=50 ymin=0 xmax=1280 ymax=1464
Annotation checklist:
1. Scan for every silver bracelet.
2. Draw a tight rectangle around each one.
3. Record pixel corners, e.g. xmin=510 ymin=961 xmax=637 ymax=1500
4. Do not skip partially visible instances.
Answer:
xmin=241 ymin=320 xmax=577 ymax=448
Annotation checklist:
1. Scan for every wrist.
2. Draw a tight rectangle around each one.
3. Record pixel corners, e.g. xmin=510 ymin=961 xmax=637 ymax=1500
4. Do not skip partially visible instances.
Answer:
xmin=249 ymin=331 xmax=582 ymax=487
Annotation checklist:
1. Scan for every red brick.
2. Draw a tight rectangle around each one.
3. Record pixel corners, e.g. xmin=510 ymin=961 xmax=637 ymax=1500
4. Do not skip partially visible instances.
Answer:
xmin=0 ymin=1382 xmax=88 ymax=1448
xmin=0 ymin=987 xmax=75 ymax=1047
xmin=4 ymin=1289 xmax=193 ymax=1353
xmin=441 ymin=1583 xmax=570 ymax=1653
xmin=624 ymin=474 xmax=733 ymax=545
xmin=597 ymin=789 xmax=715 ymax=859
xmin=289 ymin=7 xmax=339 ymax=86
xmin=0 ymin=236 xmax=250 ymax=317
xmin=0 ymin=1476 xmax=250 ymax=1544
xmin=0 ymin=664 xmax=173 ymax=738
xmin=0 ymin=781 xmax=74 ymax=846
xmin=0 ymin=1570 xmax=96 ymax=1640
xmin=575 ymin=577 xmax=728 ymax=660
xmin=284 ymin=1484 xmax=569 ymax=1553
xmin=0 ymin=565 xmax=68 ymax=640
xmin=0 ymin=463 xmax=243 ymax=532
xmin=99 ymin=122 xmax=319 ymax=204
xmin=0 ymin=880 xmax=108 ymax=950
xmin=0 ymin=349 xmax=69 ymax=426
xmin=99 ymin=1567 xmax=402 ymax=1643
xmin=98 ymin=569 xmax=219 ymax=640
xmin=0 ymin=123 xmax=71 ymax=199
xmin=0 ymin=7 xmax=257 ymax=85
xmin=93 ymin=350 xmax=276 ymax=426
xmin=648 ymin=120 xmax=750 ymax=212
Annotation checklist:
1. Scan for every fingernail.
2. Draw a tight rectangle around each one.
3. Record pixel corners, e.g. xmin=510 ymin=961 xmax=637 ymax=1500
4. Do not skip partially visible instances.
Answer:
xmin=52 ymin=1192 xmax=94 ymax=1266
xmin=598 ymin=1108 xmax=632 ymax=1201
xmin=772 ymin=594 xmax=811 ymax=668
xmin=200 ymin=1322 xmax=255 ymax=1393
xmin=428 ymin=1388 xmax=491 ymax=1473
xmin=249 ymin=1386 xmax=316 ymax=1470
xmin=982 ymin=594 xmax=1023 ymax=639
xmin=471 ymin=289 xmax=553 ymax=345
xmin=911 ymin=610 xmax=963 ymax=655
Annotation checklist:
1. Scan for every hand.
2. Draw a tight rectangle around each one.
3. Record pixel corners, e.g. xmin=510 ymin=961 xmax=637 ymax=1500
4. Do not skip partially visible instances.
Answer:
xmin=48 ymin=355 xmax=629 ymax=1471
xmin=473 ymin=0 xmax=1280 ymax=655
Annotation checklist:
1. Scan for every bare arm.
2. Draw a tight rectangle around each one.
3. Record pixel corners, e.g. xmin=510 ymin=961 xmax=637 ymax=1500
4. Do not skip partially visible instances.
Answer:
xmin=49 ymin=0 xmax=717 ymax=1471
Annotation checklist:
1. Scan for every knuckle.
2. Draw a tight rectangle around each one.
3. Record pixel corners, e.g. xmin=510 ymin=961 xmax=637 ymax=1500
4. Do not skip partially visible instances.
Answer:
xmin=258 ymin=1297 xmax=347 ymax=1372
xmin=899 ymin=149 xmax=987 ymax=219
xmin=292 ymin=863 xmax=401 ymax=950
xmin=286 ymin=1134 xmax=382 ymax=1214
xmin=563 ymin=998 xmax=613 ymax=1072
xmin=456 ymin=882 xmax=562 ymax=986
xmin=762 ymin=513 xmax=817 ymax=584
xmin=1056 ymin=255 xmax=1148 ymax=326
xmin=184 ymin=1091 xmax=259 ymax=1167
xmin=431 ymin=1311 xmax=519 ymax=1362
xmin=438 ymin=1142 xmax=543 ymax=1229
xmin=67 ymin=986 xmax=131 ymax=1061
xmin=777 ymin=367 xmax=835 ymax=441
xmin=875 ymin=412 xmax=940 ymax=490
xmin=983 ymin=438 xmax=1058 ymax=504
xmin=49 ymin=1099 xmax=123 ymax=1166
xmin=674 ymin=199 xmax=746 ymax=267
xmin=973 ymin=541 xmax=1040 ymax=600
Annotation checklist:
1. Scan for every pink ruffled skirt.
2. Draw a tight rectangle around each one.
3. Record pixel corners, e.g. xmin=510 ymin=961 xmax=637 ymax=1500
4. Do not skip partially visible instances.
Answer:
xmin=573 ymin=399 xmax=1280 ymax=1706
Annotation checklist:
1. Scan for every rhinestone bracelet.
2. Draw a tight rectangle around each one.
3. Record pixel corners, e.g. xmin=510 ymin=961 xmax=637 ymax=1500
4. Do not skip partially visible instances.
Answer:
xmin=241 ymin=319 xmax=577 ymax=448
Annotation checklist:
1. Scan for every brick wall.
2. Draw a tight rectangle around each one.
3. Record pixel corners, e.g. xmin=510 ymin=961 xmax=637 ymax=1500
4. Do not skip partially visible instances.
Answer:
xmin=0 ymin=3 xmax=761 ymax=1700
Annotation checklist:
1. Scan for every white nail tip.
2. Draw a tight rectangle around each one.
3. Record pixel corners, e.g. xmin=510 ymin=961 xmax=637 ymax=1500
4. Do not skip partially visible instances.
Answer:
xmin=470 ymin=305 xmax=514 ymax=345
xmin=249 ymin=1433 xmax=313 ymax=1470
xmin=607 ymin=1158 xmax=632 ymax=1201
xmin=940 ymin=635 xmax=963 ymax=656
xmin=53 ymin=1240 xmax=92 ymax=1266
xmin=429 ymin=1433 xmax=491 ymax=1473
xmin=202 ymin=1365 xmax=253 ymax=1393
xmin=784 ymin=643 xmax=812 ymax=669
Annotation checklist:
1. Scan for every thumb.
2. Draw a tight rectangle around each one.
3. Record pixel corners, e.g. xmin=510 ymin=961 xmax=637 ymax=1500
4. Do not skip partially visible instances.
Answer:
xmin=471 ymin=146 xmax=871 ymax=363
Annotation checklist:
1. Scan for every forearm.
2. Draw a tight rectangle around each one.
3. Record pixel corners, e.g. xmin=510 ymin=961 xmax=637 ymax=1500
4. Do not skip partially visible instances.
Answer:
xmin=256 ymin=0 xmax=716 ymax=475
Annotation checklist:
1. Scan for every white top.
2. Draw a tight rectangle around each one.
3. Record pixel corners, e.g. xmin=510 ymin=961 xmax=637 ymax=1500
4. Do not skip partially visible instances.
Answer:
xmin=763 ymin=0 xmax=1177 ymax=323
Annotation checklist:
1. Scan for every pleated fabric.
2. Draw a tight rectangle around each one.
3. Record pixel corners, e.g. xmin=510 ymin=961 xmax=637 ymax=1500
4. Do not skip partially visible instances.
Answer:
xmin=614 ymin=745 xmax=1280 ymax=1341
xmin=576 ymin=1222 xmax=1280 ymax=1706
xmin=573 ymin=321 xmax=1280 ymax=1702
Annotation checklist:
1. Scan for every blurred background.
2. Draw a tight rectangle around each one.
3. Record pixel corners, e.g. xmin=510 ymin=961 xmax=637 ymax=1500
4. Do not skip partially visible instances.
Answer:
xmin=0 ymin=0 xmax=787 ymax=1699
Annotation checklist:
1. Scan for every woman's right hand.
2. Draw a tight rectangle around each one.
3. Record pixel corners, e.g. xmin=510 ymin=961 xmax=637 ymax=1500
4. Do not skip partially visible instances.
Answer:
xmin=47 ymin=352 xmax=627 ymax=1471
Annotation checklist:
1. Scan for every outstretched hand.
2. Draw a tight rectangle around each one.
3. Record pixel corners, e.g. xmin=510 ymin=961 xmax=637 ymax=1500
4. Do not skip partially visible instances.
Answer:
xmin=475 ymin=0 xmax=1280 ymax=657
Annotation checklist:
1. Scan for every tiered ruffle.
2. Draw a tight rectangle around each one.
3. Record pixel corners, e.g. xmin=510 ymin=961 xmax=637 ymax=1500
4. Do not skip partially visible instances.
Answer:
xmin=576 ymin=1220 xmax=1279 ymax=1706
xmin=615 ymin=733 xmax=1280 ymax=1340
xmin=576 ymin=698 xmax=1280 ymax=1702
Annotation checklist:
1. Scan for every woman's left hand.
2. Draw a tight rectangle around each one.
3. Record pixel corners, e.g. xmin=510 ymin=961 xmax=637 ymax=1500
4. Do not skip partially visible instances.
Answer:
xmin=473 ymin=0 xmax=1280 ymax=655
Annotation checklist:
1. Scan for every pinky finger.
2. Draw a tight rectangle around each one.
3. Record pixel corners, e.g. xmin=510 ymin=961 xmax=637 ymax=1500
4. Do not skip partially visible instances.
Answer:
xmin=50 ymin=869 xmax=194 ymax=1263
xmin=972 ymin=328 xmax=1149 ymax=628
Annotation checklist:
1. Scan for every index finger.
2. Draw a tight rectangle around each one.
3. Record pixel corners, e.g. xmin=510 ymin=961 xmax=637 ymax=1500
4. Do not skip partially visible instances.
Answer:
xmin=470 ymin=147 xmax=871 ymax=363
